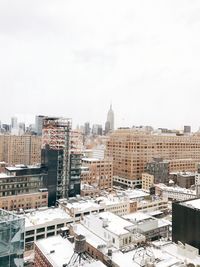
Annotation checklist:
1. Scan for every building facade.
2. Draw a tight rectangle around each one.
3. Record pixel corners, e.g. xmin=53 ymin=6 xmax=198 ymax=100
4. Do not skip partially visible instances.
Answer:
xmin=0 ymin=135 xmax=41 ymax=165
xmin=145 ymin=158 xmax=169 ymax=184
xmin=41 ymin=117 xmax=81 ymax=206
xmin=106 ymin=129 xmax=200 ymax=185
xmin=81 ymin=158 xmax=113 ymax=191
xmin=0 ymin=165 xmax=47 ymax=198
xmin=35 ymin=115 xmax=45 ymax=136
xmin=142 ymin=173 xmax=154 ymax=191
xmin=0 ymin=191 xmax=48 ymax=211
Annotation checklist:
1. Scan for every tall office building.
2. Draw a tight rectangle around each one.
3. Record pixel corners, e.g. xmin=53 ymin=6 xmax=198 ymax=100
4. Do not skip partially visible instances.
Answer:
xmin=105 ymin=104 xmax=114 ymax=134
xmin=11 ymin=116 xmax=18 ymax=129
xmin=0 ymin=209 xmax=25 ymax=267
xmin=92 ymin=124 xmax=103 ymax=135
xmin=107 ymin=104 xmax=114 ymax=131
xmin=35 ymin=115 xmax=45 ymax=136
xmin=84 ymin=122 xmax=90 ymax=136
xmin=106 ymin=129 xmax=200 ymax=187
xmin=41 ymin=117 xmax=81 ymax=206
xmin=184 ymin=125 xmax=191 ymax=134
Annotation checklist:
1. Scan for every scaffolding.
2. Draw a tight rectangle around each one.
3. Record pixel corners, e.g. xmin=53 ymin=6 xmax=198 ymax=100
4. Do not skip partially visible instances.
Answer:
xmin=42 ymin=117 xmax=72 ymax=199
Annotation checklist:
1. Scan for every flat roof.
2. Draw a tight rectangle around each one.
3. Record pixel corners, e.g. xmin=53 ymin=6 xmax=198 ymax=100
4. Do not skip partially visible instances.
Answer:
xmin=66 ymin=199 xmax=103 ymax=212
xmin=20 ymin=207 xmax=73 ymax=228
xmin=110 ymin=241 xmax=200 ymax=267
xmin=0 ymin=173 xmax=10 ymax=178
xmin=97 ymin=212 xmax=133 ymax=236
xmin=117 ymin=189 xmax=149 ymax=199
xmin=82 ymin=158 xmax=101 ymax=162
xmin=181 ymin=198 xmax=200 ymax=210
xmin=36 ymin=235 xmax=106 ymax=267
xmin=73 ymin=223 xmax=107 ymax=250
xmin=6 ymin=165 xmax=41 ymax=171
xmin=123 ymin=212 xmax=151 ymax=222
xmin=156 ymin=184 xmax=196 ymax=194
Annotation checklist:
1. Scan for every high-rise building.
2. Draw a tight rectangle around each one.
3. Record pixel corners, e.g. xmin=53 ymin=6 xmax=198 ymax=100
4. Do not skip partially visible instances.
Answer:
xmin=41 ymin=117 xmax=81 ymax=206
xmin=105 ymin=104 xmax=114 ymax=133
xmin=106 ymin=129 xmax=200 ymax=187
xmin=35 ymin=115 xmax=45 ymax=136
xmin=11 ymin=116 xmax=18 ymax=129
xmin=184 ymin=125 xmax=191 ymax=134
xmin=92 ymin=124 xmax=103 ymax=135
xmin=0 ymin=209 xmax=25 ymax=267
xmin=84 ymin=122 xmax=90 ymax=136
xmin=0 ymin=135 xmax=41 ymax=165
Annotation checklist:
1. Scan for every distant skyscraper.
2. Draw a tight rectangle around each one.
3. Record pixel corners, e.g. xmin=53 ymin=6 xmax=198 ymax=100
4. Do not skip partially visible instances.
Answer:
xmin=105 ymin=104 xmax=114 ymax=134
xmin=92 ymin=124 xmax=103 ymax=135
xmin=11 ymin=116 xmax=18 ymax=129
xmin=35 ymin=115 xmax=45 ymax=136
xmin=84 ymin=122 xmax=90 ymax=136
xmin=184 ymin=125 xmax=191 ymax=134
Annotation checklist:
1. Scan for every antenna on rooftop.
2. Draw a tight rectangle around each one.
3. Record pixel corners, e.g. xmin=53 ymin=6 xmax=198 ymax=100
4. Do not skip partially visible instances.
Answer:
xmin=132 ymin=242 xmax=155 ymax=267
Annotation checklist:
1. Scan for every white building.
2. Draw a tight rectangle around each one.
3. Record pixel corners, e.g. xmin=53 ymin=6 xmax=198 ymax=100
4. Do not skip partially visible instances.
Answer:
xmin=20 ymin=207 xmax=74 ymax=250
xmin=81 ymin=212 xmax=145 ymax=249
xmin=155 ymin=184 xmax=196 ymax=201
xmin=35 ymin=235 xmax=106 ymax=267
xmin=58 ymin=198 xmax=106 ymax=219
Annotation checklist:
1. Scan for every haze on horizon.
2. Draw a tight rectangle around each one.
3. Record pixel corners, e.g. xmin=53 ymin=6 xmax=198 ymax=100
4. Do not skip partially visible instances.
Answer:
xmin=0 ymin=0 xmax=200 ymax=130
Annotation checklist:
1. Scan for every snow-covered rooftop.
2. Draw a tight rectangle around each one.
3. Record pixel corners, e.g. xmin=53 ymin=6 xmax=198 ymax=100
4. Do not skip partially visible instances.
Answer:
xmin=20 ymin=207 xmax=73 ymax=228
xmin=181 ymin=198 xmax=200 ymax=210
xmin=36 ymin=235 xmax=106 ymax=267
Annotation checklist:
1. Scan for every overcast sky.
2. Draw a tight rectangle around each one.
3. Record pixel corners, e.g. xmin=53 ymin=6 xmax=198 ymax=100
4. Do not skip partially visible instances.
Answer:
xmin=1 ymin=0 xmax=200 ymax=130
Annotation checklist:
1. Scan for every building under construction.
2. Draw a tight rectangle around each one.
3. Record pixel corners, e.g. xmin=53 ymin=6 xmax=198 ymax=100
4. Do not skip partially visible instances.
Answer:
xmin=41 ymin=117 xmax=81 ymax=206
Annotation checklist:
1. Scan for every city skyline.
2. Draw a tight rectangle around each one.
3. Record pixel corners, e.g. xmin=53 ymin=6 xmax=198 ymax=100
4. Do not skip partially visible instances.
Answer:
xmin=0 ymin=111 xmax=199 ymax=132
xmin=1 ymin=1 xmax=200 ymax=130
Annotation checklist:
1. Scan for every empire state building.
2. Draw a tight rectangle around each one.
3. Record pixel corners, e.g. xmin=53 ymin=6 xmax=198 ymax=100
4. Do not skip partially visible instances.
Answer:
xmin=105 ymin=104 xmax=114 ymax=133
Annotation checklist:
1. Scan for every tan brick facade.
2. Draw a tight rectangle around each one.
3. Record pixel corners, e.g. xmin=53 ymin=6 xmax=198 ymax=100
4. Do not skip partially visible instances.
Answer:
xmin=106 ymin=129 xmax=200 ymax=181
xmin=0 ymin=135 xmax=41 ymax=165
xmin=0 ymin=191 xmax=48 ymax=211
xmin=81 ymin=159 xmax=113 ymax=190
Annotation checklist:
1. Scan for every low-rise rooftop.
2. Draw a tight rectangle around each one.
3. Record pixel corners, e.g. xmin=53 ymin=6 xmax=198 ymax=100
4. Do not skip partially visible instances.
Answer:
xmin=20 ymin=207 xmax=73 ymax=228
xmin=35 ymin=235 xmax=106 ymax=267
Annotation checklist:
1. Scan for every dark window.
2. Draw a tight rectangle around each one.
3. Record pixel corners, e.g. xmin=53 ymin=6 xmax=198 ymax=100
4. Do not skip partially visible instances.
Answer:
xmin=47 ymin=232 xmax=55 ymax=237
xmin=26 ymin=230 xmax=34 ymax=236
xmin=36 ymin=227 xmax=45 ymax=233
xmin=36 ymin=234 xmax=45 ymax=240
xmin=57 ymin=223 xmax=64 ymax=229
xmin=47 ymin=225 xmax=55 ymax=231
xmin=25 ymin=236 xmax=34 ymax=243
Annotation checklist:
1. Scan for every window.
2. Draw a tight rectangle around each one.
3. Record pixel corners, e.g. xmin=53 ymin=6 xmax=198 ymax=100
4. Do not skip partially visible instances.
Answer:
xmin=57 ymin=223 xmax=64 ymax=229
xmin=26 ymin=230 xmax=34 ymax=236
xmin=47 ymin=232 xmax=55 ymax=237
xmin=36 ymin=227 xmax=45 ymax=233
xmin=25 ymin=236 xmax=34 ymax=243
xmin=47 ymin=225 xmax=55 ymax=231
xmin=36 ymin=234 xmax=45 ymax=240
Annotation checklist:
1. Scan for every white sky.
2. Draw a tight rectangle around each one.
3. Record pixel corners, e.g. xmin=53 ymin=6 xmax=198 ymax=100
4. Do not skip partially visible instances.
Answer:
xmin=0 ymin=0 xmax=200 ymax=130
